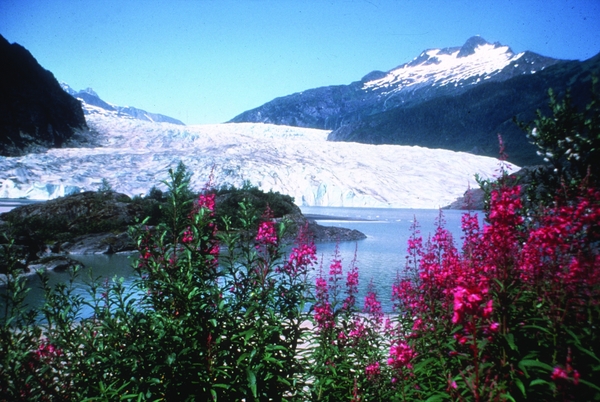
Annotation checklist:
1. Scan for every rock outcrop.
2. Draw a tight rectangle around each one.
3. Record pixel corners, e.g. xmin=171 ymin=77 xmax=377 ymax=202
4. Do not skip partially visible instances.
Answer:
xmin=0 ymin=34 xmax=87 ymax=156
xmin=0 ymin=190 xmax=365 ymax=267
xmin=0 ymin=191 xmax=146 ymax=260
xmin=27 ymin=256 xmax=84 ymax=273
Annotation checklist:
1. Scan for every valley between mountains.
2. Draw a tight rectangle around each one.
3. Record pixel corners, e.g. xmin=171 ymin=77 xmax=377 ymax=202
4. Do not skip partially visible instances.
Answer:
xmin=4 ymin=35 xmax=598 ymax=209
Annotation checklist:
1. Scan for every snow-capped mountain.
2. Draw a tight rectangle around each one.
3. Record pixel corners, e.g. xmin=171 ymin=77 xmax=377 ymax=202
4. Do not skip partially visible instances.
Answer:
xmin=61 ymin=83 xmax=185 ymax=125
xmin=230 ymin=36 xmax=599 ymax=166
xmin=0 ymin=113 xmax=516 ymax=208
xmin=361 ymin=36 xmax=552 ymax=97
xmin=230 ymin=37 xmax=560 ymax=129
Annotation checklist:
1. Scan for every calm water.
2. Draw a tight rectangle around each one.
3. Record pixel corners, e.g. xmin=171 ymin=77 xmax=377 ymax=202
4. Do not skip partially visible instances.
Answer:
xmin=2 ymin=203 xmax=479 ymax=314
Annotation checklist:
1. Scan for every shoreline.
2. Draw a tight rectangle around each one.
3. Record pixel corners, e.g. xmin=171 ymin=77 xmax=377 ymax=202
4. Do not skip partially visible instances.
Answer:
xmin=303 ymin=213 xmax=373 ymax=222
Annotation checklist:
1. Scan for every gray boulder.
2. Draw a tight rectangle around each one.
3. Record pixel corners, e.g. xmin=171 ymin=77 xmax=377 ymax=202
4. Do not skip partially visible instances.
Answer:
xmin=58 ymin=231 xmax=135 ymax=255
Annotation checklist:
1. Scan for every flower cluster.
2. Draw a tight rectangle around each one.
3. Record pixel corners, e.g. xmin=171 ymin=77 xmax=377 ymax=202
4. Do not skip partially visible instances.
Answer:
xmin=277 ymin=223 xmax=316 ymax=277
xmin=182 ymin=226 xmax=194 ymax=243
xmin=255 ymin=220 xmax=278 ymax=246
xmin=451 ymin=285 xmax=492 ymax=325
xmin=363 ymin=285 xmax=383 ymax=326
xmin=388 ymin=341 xmax=415 ymax=371
xmin=314 ymin=275 xmax=333 ymax=330
xmin=365 ymin=361 xmax=381 ymax=380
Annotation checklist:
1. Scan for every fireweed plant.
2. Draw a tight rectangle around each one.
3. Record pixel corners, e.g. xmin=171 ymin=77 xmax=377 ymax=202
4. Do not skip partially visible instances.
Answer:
xmin=1 ymin=158 xmax=599 ymax=401
xmin=386 ymin=177 xmax=600 ymax=401
xmin=0 ymin=166 xmax=319 ymax=401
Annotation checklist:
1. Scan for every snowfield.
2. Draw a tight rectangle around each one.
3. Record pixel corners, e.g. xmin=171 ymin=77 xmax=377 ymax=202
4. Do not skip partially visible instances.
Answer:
xmin=362 ymin=42 xmax=523 ymax=94
xmin=0 ymin=114 xmax=517 ymax=208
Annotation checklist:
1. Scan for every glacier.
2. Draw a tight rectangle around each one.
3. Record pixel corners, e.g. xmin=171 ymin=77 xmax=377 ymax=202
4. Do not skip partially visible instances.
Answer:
xmin=0 ymin=114 xmax=518 ymax=208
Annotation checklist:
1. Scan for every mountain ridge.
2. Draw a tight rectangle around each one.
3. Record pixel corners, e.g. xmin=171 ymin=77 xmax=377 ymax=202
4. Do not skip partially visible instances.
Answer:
xmin=61 ymin=83 xmax=185 ymax=125
xmin=229 ymin=36 xmax=597 ymax=166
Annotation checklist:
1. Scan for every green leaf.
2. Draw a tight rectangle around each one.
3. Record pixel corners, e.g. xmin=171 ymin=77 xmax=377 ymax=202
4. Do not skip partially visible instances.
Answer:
xmin=522 ymin=324 xmax=552 ymax=334
xmin=237 ymin=352 xmax=249 ymax=365
xmin=515 ymin=378 xmax=526 ymax=397
xmin=579 ymin=378 xmax=600 ymax=392
xmin=247 ymin=369 xmax=257 ymax=398
xmin=504 ymin=333 xmax=518 ymax=351
xmin=518 ymin=359 xmax=553 ymax=372
xmin=530 ymin=378 xmax=550 ymax=387
xmin=424 ymin=392 xmax=450 ymax=402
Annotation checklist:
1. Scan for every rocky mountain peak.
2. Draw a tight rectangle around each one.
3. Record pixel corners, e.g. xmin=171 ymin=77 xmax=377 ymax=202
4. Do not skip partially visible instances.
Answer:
xmin=81 ymin=87 xmax=99 ymax=97
xmin=457 ymin=35 xmax=491 ymax=57
xmin=228 ymin=35 xmax=589 ymax=167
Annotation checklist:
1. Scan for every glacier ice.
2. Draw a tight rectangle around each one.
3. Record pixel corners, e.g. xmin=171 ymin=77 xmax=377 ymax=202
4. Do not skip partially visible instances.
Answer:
xmin=0 ymin=114 xmax=518 ymax=208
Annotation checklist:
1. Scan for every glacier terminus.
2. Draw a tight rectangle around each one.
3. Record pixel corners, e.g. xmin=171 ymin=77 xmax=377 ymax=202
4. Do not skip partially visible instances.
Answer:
xmin=0 ymin=112 xmax=517 ymax=209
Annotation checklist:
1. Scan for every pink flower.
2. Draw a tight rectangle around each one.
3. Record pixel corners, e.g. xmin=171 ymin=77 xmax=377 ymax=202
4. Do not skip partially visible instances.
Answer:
xmin=282 ymin=242 xmax=317 ymax=275
xmin=197 ymin=192 xmax=215 ymax=211
xmin=365 ymin=362 xmax=381 ymax=380
xmin=388 ymin=341 xmax=415 ymax=370
xmin=329 ymin=259 xmax=343 ymax=277
xmin=551 ymin=366 xmax=569 ymax=381
xmin=255 ymin=220 xmax=278 ymax=246
xmin=349 ymin=318 xmax=366 ymax=339
xmin=314 ymin=303 xmax=333 ymax=330
xmin=182 ymin=227 xmax=194 ymax=243
xmin=483 ymin=299 xmax=493 ymax=317
xmin=280 ymin=223 xmax=316 ymax=275
xmin=344 ymin=266 xmax=359 ymax=310
xmin=363 ymin=287 xmax=383 ymax=325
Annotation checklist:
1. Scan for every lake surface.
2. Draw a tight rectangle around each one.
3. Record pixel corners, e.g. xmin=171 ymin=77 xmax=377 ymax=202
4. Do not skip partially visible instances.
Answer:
xmin=2 ymin=203 xmax=480 ymax=314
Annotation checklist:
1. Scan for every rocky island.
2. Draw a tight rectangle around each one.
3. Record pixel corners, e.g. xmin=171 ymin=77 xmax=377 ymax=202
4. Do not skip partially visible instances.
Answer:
xmin=0 ymin=187 xmax=365 ymax=276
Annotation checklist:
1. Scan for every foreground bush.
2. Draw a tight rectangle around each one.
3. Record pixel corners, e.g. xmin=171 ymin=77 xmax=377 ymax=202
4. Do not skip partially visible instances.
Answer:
xmin=384 ymin=181 xmax=600 ymax=401
xmin=1 ymin=167 xmax=317 ymax=401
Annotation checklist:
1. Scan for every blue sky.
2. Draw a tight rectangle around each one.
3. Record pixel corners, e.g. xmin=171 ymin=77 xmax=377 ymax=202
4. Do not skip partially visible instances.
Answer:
xmin=2 ymin=0 xmax=599 ymax=125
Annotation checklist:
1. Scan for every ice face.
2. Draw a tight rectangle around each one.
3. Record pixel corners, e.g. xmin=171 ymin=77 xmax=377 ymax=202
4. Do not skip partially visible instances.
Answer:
xmin=0 ymin=114 xmax=517 ymax=208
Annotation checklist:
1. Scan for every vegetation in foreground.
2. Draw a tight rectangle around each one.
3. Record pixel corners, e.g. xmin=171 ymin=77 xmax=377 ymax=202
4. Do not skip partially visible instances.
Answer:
xmin=0 ymin=84 xmax=599 ymax=401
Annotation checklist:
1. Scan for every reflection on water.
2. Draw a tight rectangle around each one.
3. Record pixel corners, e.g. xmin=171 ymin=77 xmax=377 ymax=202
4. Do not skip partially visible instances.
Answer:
xmin=3 ymin=206 xmax=481 ymax=314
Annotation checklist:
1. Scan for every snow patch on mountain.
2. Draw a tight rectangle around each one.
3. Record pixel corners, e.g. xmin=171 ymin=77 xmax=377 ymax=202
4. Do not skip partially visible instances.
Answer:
xmin=363 ymin=40 xmax=523 ymax=94
xmin=0 ymin=114 xmax=517 ymax=208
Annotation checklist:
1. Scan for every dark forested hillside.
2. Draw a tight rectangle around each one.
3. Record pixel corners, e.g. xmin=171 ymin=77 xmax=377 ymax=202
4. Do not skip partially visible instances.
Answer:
xmin=0 ymin=34 xmax=87 ymax=156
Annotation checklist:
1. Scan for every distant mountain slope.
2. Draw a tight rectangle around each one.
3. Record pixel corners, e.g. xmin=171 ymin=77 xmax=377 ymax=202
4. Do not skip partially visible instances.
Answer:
xmin=0 ymin=35 xmax=87 ymax=156
xmin=330 ymin=55 xmax=600 ymax=165
xmin=61 ymin=84 xmax=185 ymax=125
xmin=229 ymin=36 xmax=599 ymax=166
